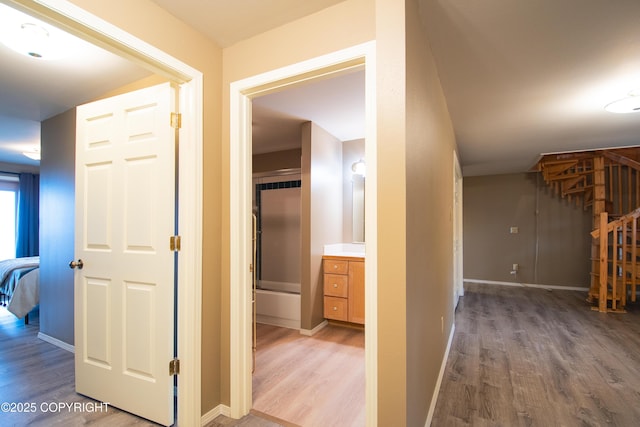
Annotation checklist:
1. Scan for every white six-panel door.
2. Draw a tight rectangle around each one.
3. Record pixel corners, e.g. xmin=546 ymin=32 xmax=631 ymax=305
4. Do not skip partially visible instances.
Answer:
xmin=73 ymin=83 xmax=177 ymax=426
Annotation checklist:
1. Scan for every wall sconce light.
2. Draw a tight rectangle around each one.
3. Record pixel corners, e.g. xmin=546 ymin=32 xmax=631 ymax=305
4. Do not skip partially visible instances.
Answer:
xmin=352 ymin=159 xmax=366 ymax=176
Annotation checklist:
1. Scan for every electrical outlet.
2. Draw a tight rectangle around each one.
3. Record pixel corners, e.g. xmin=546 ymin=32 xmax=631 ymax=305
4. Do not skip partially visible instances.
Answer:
xmin=512 ymin=263 xmax=519 ymax=271
xmin=510 ymin=226 xmax=519 ymax=234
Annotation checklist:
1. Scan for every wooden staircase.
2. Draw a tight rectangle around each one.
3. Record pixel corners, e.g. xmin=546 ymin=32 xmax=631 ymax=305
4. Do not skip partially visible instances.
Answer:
xmin=536 ymin=148 xmax=640 ymax=312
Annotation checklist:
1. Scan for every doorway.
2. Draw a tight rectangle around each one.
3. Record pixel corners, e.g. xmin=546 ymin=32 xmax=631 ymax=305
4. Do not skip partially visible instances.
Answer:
xmin=229 ymin=41 xmax=378 ymax=422
xmin=9 ymin=1 xmax=203 ymax=425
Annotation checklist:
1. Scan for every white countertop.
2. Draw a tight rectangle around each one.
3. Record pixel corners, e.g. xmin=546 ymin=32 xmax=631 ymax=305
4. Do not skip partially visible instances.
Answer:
xmin=323 ymin=243 xmax=365 ymax=258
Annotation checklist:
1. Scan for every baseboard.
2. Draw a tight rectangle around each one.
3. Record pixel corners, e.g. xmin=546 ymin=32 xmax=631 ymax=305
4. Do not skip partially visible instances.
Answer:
xmin=299 ymin=320 xmax=328 ymax=336
xmin=425 ymin=322 xmax=456 ymax=427
xmin=201 ymin=404 xmax=230 ymax=425
xmin=464 ymin=278 xmax=589 ymax=292
xmin=256 ymin=314 xmax=301 ymax=330
xmin=37 ymin=332 xmax=74 ymax=353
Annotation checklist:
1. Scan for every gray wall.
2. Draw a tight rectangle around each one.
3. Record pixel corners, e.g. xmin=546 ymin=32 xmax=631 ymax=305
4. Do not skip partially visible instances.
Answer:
xmin=464 ymin=172 xmax=592 ymax=287
xmin=40 ymin=108 xmax=75 ymax=344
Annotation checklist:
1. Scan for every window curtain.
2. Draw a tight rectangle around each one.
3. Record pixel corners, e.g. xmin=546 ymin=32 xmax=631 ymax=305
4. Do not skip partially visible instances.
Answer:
xmin=16 ymin=173 xmax=39 ymax=257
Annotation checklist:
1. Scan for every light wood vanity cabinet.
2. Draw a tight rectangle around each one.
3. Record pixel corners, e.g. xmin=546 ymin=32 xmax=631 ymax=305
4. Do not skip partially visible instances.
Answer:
xmin=323 ymin=256 xmax=365 ymax=325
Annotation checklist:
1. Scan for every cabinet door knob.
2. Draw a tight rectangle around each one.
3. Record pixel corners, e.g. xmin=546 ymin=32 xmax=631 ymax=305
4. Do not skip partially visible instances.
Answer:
xmin=333 ymin=283 xmax=338 ymax=288
xmin=333 ymin=265 xmax=338 ymax=269
xmin=333 ymin=306 xmax=338 ymax=311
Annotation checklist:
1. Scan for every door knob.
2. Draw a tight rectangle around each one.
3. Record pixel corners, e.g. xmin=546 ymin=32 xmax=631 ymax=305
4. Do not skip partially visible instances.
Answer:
xmin=69 ymin=259 xmax=84 ymax=270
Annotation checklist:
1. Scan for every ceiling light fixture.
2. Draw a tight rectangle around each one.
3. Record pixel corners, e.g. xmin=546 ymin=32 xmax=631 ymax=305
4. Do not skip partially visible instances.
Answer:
xmin=22 ymin=148 xmax=40 ymax=161
xmin=0 ymin=4 xmax=79 ymax=60
xmin=605 ymin=89 xmax=640 ymax=114
xmin=2 ymin=21 xmax=50 ymax=59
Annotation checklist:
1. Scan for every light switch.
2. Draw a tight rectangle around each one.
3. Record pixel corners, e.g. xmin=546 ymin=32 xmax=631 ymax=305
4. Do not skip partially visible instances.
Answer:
xmin=510 ymin=226 xmax=519 ymax=234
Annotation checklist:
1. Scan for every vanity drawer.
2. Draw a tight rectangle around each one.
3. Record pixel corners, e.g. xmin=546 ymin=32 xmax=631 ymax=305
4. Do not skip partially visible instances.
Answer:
xmin=324 ymin=296 xmax=348 ymax=321
xmin=324 ymin=274 xmax=348 ymax=298
xmin=324 ymin=259 xmax=349 ymax=275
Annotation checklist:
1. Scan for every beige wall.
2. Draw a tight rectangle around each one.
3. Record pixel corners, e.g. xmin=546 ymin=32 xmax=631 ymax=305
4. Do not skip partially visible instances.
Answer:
xmin=464 ymin=173 xmax=592 ymax=286
xmin=252 ymin=148 xmax=301 ymax=173
xmin=301 ymin=122 xmax=343 ymax=330
xmin=404 ymin=0 xmax=457 ymax=423
xmin=374 ymin=0 xmax=458 ymax=424
xmin=222 ymin=0 xmax=376 ymax=406
xmin=375 ymin=0 xmax=408 ymax=423
xmin=69 ymin=0 xmax=224 ymax=414
xmin=69 ymin=0 xmax=458 ymax=422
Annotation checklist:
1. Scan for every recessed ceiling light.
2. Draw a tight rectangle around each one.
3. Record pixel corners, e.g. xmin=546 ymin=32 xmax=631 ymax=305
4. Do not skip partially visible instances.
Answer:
xmin=605 ymin=90 xmax=640 ymax=114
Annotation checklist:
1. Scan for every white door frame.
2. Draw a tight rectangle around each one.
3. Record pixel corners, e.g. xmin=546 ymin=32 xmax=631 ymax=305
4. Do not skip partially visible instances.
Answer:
xmin=453 ymin=151 xmax=464 ymax=308
xmin=6 ymin=1 xmax=203 ymax=425
xmin=229 ymin=41 xmax=378 ymax=425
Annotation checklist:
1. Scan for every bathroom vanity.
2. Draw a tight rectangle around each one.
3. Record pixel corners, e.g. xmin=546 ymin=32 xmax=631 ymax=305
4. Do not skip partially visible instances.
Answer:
xmin=322 ymin=254 xmax=365 ymax=325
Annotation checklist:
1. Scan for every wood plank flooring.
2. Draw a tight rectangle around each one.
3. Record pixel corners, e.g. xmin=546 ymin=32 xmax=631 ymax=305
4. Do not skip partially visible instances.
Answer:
xmin=432 ymin=283 xmax=640 ymax=426
xmin=252 ymin=323 xmax=365 ymax=427
xmin=0 ymin=307 xmax=162 ymax=426
xmin=10 ymin=284 xmax=634 ymax=426
xmin=0 ymin=307 xmax=363 ymax=426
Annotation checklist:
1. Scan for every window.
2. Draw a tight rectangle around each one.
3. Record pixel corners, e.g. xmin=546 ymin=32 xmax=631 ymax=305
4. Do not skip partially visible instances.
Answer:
xmin=0 ymin=175 xmax=19 ymax=260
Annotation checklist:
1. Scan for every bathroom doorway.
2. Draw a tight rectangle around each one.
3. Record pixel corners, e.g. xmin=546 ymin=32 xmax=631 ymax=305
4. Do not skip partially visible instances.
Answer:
xmin=247 ymin=61 xmax=367 ymax=425
xmin=229 ymin=42 xmax=377 ymax=422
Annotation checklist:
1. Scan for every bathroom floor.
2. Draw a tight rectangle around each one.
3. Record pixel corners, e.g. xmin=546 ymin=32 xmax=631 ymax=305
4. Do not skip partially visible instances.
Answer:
xmin=252 ymin=323 xmax=365 ymax=427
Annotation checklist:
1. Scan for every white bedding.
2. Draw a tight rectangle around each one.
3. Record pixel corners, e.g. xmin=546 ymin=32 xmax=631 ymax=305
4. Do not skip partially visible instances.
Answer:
xmin=7 ymin=268 xmax=39 ymax=319
xmin=0 ymin=257 xmax=40 ymax=319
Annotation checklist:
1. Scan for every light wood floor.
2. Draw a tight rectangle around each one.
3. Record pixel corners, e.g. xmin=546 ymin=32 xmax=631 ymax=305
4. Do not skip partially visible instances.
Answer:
xmin=252 ymin=323 xmax=365 ymax=427
xmin=432 ymin=283 xmax=640 ymax=426
xmin=0 ymin=307 xmax=362 ymax=427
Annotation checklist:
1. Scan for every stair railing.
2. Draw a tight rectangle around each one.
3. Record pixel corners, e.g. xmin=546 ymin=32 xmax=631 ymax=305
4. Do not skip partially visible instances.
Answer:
xmin=591 ymin=207 xmax=640 ymax=312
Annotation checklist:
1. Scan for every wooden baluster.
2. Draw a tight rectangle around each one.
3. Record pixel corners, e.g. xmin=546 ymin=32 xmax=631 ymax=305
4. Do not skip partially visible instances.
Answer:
xmin=599 ymin=212 xmax=608 ymax=312
xmin=609 ymin=165 xmax=613 ymax=211
xmin=631 ymin=217 xmax=639 ymax=302
xmin=591 ymin=158 xmax=606 ymax=303
xmin=620 ymin=221 xmax=629 ymax=309
xmin=611 ymin=223 xmax=620 ymax=311
xmin=618 ymin=165 xmax=623 ymax=214
xmin=636 ymin=170 xmax=640 ymax=209
xmin=627 ymin=167 xmax=632 ymax=212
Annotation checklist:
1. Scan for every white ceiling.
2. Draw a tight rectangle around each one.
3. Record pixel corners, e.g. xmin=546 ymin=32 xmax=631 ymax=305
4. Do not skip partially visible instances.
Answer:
xmin=3 ymin=0 xmax=640 ymax=176
xmin=0 ymin=1 xmax=362 ymax=168
xmin=0 ymin=3 xmax=152 ymax=167
xmin=252 ymin=69 xmax=365 ymax=154
xmin=421 ymin=0 xmax=640 ymax=176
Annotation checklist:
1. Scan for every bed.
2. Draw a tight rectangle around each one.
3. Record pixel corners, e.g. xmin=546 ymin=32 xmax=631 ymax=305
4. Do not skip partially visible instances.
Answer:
xmin=0 ymin=256 xmax=40 ymax=321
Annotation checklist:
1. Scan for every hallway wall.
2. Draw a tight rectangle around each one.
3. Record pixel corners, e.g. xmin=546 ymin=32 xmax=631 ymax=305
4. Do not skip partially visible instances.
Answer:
xmin=464 ymin=172 xmax=592 ymax=287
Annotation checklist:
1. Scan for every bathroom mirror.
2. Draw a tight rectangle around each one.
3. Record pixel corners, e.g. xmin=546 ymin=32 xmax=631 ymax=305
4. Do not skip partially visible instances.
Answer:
xmin=352 ymin=175 xmax=365 ymax=242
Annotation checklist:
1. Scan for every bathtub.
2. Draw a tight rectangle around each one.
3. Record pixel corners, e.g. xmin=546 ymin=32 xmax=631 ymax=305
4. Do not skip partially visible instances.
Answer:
xmin=255 ymin=280 xmax=301 ymax=329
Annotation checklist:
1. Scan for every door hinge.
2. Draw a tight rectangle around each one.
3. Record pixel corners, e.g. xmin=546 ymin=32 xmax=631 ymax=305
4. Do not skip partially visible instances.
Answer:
xmin=169 ymin=358 xmax=180 ymax=376
xmin=171 ymin=112 xmax=182 ymax=129
xmin=170 ymin=235 xmax=181 ymax=251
